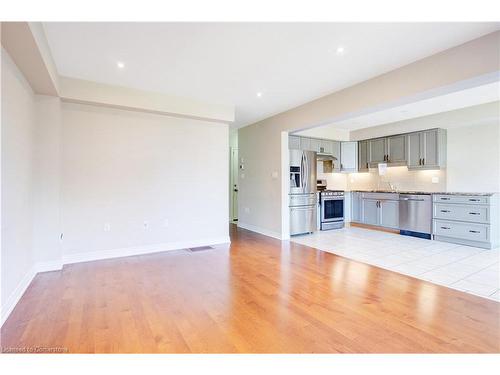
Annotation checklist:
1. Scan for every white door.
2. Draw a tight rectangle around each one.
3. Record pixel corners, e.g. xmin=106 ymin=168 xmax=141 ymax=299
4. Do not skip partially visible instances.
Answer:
xmin=230 ymin=148 xmax=239 ymax=221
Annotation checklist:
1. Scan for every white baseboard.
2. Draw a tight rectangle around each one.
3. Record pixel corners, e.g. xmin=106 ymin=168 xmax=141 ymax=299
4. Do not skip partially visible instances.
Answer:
xmin=1 ymin=265 xmax=37 ymax=327
xmin=62 ymin=236 xmax=231 ymax=265
xmin=1 ymin=236 xmax=230 ymax=328
xmin=35 ymin=259 xmax=63 ymax=273
xmin=237 ymin=222 xmax=283 ymax=240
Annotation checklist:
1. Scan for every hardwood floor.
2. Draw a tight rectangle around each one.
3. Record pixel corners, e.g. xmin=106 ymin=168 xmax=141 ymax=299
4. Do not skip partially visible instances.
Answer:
xmin=1 ymin=224 xmax=499 ymax=353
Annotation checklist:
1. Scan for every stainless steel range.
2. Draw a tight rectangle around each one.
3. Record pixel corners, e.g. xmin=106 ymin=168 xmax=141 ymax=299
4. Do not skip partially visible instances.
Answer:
xmin=320 ymin=190 xmax=345 ymax=230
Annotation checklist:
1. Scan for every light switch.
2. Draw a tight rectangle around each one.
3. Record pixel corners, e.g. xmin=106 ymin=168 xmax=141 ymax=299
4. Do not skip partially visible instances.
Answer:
xmin=271 ymin=171 xmax=278 ymax=179
xmin=241 ymin=173 xmax=245 ymax=179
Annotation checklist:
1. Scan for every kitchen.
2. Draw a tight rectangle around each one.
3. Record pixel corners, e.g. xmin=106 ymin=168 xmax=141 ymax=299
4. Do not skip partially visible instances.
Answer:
xmin=288 ymin=102 xmax=499 ymax=300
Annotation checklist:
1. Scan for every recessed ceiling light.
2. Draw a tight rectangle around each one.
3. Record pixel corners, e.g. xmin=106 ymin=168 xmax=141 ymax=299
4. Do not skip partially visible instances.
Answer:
xmin=256 ymin=92 xmax=263 ymax=98
xmin=336 ymin=46 xmax=345 ymax=56
xmin=117 ymin=61 xmax=125 ymax=69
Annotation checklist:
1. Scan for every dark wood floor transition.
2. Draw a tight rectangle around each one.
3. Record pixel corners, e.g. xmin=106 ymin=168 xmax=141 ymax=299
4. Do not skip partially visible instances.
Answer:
xmin=1 ymin=224 xmax=499 ymax=353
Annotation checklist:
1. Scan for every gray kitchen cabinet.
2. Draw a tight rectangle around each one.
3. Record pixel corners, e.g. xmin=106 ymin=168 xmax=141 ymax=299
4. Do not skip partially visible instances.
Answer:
xmin=362 ymin=199 xmax=379 ymax=225
xmin=331 ymin=141 xmax=341 ymax=171
xmin=320 ymin=139 xmax=333 ymax=154
xmin=387 ymin=134 xmax=406 ymax=165
xmin=380 ymin=200 xmax=399 ymax=229
xmin=422 ymin=130 xmax=439 ymax=167
xmin=359 ymin=193 xmax=400 ymax=229
xmin=407 ymin=129 xmax=446 ymax=170
xmin=300 ymin=137 xmax=311 ymax=151
xmin=289 ymin=135 xmax=301 ymax=149
xmin=351 ymin=192 xmax=361 ymax=222
xmin=368 ymin=138 xmax=386 ymax=166
xmin=358 ymin=140 xmax=369 ymax=171
xmin=309 ymin=138 xmax=321 ymax=152
xmin=340 ymin=141 xmax=358 ymax=172
xmin=433 ymin=194 xmax=498 ymax=249
xmin=407 ymin=132 xmax=421 ymax=168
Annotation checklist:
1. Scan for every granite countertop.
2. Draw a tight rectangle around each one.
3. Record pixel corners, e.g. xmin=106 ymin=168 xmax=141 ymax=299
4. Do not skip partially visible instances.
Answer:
xmin=350 ymin=190 xmax=497 ymax=196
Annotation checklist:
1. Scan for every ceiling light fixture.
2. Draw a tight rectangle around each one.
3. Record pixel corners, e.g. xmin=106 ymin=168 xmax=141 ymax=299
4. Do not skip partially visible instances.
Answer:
xmin=117 ymin=61 xmax=125 ymax=69
xmin=336 ymin=46 xmax=345 ymax=56
xmin=256 ymin=92 xmax=263 ymax=98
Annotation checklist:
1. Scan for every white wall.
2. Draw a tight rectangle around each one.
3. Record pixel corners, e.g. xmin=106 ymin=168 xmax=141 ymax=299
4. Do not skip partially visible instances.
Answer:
xmin=60 ymin=102 xmax=229 ymax=261
xmin=32 ymin=95 xmax=62 ymax=267
xmin=447 ymin=122 xmax=499 ymax=192
xmin=1 ymin=48 xmax=36 ymax=321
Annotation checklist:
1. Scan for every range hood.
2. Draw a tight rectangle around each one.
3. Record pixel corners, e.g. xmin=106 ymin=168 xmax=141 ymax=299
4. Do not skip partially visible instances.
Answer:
xmin=316 ymin=153 xmax=337 ymax=162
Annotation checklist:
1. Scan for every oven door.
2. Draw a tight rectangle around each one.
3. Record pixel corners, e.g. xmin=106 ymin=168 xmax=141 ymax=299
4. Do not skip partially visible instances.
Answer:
xmin=321 ymin=197 xmax=344 ymax=222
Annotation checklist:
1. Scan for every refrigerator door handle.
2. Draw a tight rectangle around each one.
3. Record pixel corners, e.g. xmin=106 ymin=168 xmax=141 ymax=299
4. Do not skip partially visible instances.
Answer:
xmin=303 ymin=151 xmax=308 ymax=192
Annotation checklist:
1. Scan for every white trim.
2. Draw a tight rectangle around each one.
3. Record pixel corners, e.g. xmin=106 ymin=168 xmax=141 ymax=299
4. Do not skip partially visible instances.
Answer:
xmin=237 ymin=222 xmax=283 ymax=240
xmin=281 ymin=131 xmax=290 ymax=240
xmin=1 ymin=265 xmax=37 ymax=327
xmin=35 ymin=259 xmax=63 ymax=273
xmin=62 ymin=236 xmax=231 ymax=265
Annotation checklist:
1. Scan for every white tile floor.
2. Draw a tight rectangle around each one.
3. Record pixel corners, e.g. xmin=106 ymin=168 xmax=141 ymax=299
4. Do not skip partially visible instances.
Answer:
xmin=291 ymin=226 xmax=500 ymax=301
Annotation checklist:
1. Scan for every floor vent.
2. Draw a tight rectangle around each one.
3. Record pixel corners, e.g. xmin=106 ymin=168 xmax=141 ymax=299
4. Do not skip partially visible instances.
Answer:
xmin=187 ymin=246 xmax=214 ymax=252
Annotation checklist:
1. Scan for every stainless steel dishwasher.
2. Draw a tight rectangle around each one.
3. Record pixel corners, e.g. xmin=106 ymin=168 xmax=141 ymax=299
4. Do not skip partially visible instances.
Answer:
xmin=399 ymin=193 xmax=432 ymax=239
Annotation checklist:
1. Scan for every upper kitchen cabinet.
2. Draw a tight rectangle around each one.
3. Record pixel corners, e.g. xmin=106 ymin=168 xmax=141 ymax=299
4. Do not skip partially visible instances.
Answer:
xmin=407 ymin=129 xmax=447 ymax=170
xmin=300 ymin=137 xmax=311 ymax=151
xmin=309 ymin=138 xmax=321 ymax=152
xmin=368 ymin=138 xmax=386 ymax=166
xmin=289 ymin=135 xmax=301 ymax=149
xmin=358 ymin=140 xmax=369 ymax=171
xmin=386 ymin=134 xmax=406 ymax=165
xmin=319 ymin=139 xmax=334 ymax=154
xmin=331 ymin=141 xmax=341 ymax=171
xmin=340 ymin=141 xmax=358 ymax=172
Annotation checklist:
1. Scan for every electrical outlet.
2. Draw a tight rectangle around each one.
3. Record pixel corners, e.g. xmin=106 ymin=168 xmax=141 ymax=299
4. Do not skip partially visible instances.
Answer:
xmin=432 ymin=176 xmax=439 ymax=184
xmin=104 ymin=223 xmax=111 ymax=232
xmin=143 ymin=221 xmax=149 ymax=230
xmin=271 ymin=171 xmax=278 ymax=179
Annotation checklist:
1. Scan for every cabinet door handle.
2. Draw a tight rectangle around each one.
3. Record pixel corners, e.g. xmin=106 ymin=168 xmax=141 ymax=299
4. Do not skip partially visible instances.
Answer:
xmin=366 ymin=162 xmax=368 ymax=169
xmin=422 ymin=158 xmax=425 ymax=165
xmin=440 ymin=197 xmax=450 ymax=200
xmin=469 ymin=212 xmax=480 ymax=215
xmin=440 ymin=226 xmax=450 ymax=230
xmin=418 ymin=158 xmax=421 ymax=165
xmin=469 ymin=198 xmax=480 ymax=202
xmin=440 ymin=210 xmax=450 ymax=213
xmin=469 ymin=230 xmax=480 ymax=233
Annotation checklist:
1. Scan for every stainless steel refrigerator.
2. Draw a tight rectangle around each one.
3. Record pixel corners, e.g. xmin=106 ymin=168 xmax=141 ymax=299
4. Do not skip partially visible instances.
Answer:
xmin=289 ymin=149 xmax=317 ymax=235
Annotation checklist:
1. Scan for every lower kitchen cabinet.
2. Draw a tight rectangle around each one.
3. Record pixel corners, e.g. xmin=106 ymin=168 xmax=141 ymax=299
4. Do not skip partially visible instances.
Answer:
xmin=362 ymin=199 xmax=379 ymax=225
xmin=432 ymin=194 xmax=498 ymax=249
xmin=358 ymin=193 xmax=400 ymax=229
xmin=351 ymin=192 xmax=362 ymax=222
xmin=380 ymin=200 xmax=399 ymax=228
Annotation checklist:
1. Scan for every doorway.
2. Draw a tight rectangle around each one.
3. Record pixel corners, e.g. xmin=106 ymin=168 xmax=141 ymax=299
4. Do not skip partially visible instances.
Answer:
xmin=230 ymin=147 xmax=239 ymax=222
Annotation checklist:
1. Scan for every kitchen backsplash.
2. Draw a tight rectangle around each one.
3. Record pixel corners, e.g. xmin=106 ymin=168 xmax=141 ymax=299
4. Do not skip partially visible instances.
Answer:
xmin=347 ymin=166 xmax=447 ymax=192
xmin=320 ymin=164 xmax=447 ymax=192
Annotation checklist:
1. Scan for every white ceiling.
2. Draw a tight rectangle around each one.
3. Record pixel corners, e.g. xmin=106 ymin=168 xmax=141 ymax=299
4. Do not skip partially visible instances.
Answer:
xmin=42 ymin=22 xmax=499 ymax=127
